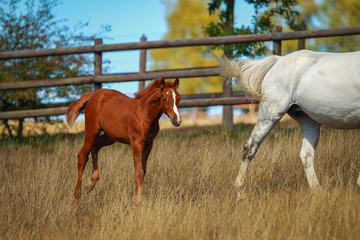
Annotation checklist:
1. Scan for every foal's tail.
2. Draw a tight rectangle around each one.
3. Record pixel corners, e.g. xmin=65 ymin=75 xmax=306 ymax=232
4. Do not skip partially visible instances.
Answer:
xmin=66 ymin=92 xmax=95 ymax=128
xmin=215 ymin=54 xmax=281 ymax=100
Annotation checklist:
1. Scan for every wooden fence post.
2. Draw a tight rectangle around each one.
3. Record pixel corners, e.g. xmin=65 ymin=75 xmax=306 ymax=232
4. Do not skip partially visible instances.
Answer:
xmin=94 ymin=38 xmax=102 ymax=91
xmin=298 ymin=23 xmax=307 ymax=50
xmin=139 ymin=35 xmax=147 ymax=91
xmin=222 ymin=76 xmax=233 ymax=129
xmin=273 ymin=26 xmax=282 ymax=56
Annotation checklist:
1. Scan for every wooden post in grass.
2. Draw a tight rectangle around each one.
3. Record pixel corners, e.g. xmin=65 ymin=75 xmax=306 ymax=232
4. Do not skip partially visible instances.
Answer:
xmin=138 ymin=34 xmax=147 ymax=91
xmin=273 ymin=26 xmax=282 ymax=56
xmin=298 ymin=23 xmax=307 ymax=50
xmin=94 ymin=38 xmax=103 ymax=91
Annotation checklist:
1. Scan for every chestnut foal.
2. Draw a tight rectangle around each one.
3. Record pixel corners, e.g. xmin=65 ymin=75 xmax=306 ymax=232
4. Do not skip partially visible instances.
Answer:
xmin=66 ymin=78 xmax=181 ymax=203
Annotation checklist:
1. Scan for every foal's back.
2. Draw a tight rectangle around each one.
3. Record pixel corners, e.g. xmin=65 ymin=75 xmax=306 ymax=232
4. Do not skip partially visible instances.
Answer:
xmin=85 ymin=89 xmax=140 ymax=144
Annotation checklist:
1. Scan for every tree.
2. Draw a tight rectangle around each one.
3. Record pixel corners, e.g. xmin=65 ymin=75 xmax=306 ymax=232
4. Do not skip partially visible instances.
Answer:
xmin=205 ymin=0 xmax=300 ymax=58
xmin=0 ymin=0 xmax=109 ymax=137
xmin=150 ymin=0 xmax=223 ymax=94
xmin=297 ymin=0 xmax=360 ymax=52
xmin=277 ymin=0 xmax=360 ymax=54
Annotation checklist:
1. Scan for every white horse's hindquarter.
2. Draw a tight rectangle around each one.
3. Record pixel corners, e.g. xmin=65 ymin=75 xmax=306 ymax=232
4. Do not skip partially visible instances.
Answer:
xmin=292 ymin=51 xmax=360 ymax=129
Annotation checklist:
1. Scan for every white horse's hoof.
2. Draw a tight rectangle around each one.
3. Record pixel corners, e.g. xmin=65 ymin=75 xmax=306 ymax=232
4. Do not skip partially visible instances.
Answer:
xmin=237 ymin=191 xmax=246 ymax=200
xmin=309 ymin=185 xmax=323 ymax=193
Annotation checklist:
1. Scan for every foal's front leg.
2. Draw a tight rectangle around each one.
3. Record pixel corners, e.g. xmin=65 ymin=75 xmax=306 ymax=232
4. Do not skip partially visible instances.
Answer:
xmin=131 ymin=140 xmax=146 ymax=204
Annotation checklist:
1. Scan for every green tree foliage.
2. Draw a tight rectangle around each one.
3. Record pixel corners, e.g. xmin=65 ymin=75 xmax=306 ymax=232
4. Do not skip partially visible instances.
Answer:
xmin=298 ymin=0 xmax=360 ymax=52
xmin=150 ymin=0 xmax=223 ymax=94
xmin=0 ymin=0 xmax=109 ymax=137
xmin=205 ymin=0 xmax=300 ymax=58
xmin=280 ymin=0 xmax=360 ymax=54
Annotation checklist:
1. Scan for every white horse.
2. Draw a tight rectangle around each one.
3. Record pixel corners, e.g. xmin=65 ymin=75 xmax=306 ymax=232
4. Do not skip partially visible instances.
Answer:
xmin=218 ymin=49 xmax=360 ymax=199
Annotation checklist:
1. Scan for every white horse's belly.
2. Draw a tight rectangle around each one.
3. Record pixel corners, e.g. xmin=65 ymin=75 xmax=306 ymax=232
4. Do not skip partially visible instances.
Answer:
xmin=296 ymin=84 xmax=360 ymax=129
xmin=297 ymin=102 xmax=360 ymax=129
xmin=295 ymin=84 xmax=360 ymax=129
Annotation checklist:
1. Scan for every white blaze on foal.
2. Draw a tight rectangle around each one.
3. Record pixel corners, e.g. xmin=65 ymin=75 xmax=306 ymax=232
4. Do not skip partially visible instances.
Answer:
xmin=171 ymin=90 xmax=181 ymax=123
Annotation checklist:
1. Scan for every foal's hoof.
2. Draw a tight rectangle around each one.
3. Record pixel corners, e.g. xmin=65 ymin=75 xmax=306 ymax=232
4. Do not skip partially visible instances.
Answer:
xmin=131 ymin=195 xmax=142 ymax=206
xmin=86 ymin=184 xmax=95 ymax=193
xmin=87 ymin=177 xmax=99 ymax=193
xmin=71 ymin=198 xmax=79 ymax=206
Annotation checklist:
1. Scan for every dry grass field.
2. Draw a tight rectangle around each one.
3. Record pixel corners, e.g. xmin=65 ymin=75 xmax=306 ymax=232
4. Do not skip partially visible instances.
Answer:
xmin=1 ymin=119 xmax=360 ymax=239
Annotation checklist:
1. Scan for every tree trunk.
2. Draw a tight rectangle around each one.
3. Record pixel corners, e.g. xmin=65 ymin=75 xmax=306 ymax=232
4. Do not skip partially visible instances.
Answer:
xmin=16 ymin=118 xmax=24 ymax=138
xmin=2 ymin=120 xmax=13 ymax=138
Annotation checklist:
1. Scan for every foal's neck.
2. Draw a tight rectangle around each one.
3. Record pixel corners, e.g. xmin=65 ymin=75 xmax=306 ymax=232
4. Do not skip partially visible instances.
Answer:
xmin=140 ymin=89 xmax=163 ymax=122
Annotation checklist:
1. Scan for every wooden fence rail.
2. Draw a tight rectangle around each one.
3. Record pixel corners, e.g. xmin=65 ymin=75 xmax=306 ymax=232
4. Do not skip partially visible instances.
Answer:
xmin=0 ymin=96 xmax=255 ymax=120
xmin=0 ymin=67 xmax=219 ymax=91
xmin=0 ymin=91 xmax=250 ymax=120
xmin=1 ymin=26 xmax=360 ymax=121
xmin=1 ymin=26 xmax=360 ymax=59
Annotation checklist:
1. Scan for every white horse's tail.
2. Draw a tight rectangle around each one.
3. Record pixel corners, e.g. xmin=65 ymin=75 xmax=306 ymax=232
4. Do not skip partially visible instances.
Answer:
xmin=216 ymin=54 xmax=281 ymax=100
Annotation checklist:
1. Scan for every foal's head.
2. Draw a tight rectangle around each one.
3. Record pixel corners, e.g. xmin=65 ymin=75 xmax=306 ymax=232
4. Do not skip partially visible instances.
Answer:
xmin=159 ymin=78 xmax=182 ymax=127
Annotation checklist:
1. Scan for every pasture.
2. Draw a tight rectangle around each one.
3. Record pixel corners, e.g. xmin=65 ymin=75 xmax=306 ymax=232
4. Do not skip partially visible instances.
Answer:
xmin=1 ymin=119 xmax=360 ymax=239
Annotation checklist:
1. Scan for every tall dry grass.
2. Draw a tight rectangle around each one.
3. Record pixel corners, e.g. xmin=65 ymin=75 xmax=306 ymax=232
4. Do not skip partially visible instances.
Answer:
xmin=0 ymin=120 xmax=359 ymax=239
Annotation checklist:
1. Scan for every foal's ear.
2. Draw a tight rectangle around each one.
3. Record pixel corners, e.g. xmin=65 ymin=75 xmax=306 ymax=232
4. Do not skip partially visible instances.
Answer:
xmin=173 ymin=78 xmax=179 ymax=89
xmin=153 ymin=77 xmax=164 ymax=86
xmin=160 ymin=78 xmax=165 ymax=92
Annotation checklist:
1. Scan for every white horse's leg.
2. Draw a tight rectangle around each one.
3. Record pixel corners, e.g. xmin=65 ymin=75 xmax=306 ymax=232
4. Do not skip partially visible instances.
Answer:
xmin=299 ymin=121 xmax=321 ymax=189
xmin=357 ymin=173 xmax=360 ymax=187
xmin=235 ymin=101 xmax=287 ymax=199
xmin=235 ymin=119 xmax=278 ymax=199
xmin=288 ymin=110 xmax=321 ymax=189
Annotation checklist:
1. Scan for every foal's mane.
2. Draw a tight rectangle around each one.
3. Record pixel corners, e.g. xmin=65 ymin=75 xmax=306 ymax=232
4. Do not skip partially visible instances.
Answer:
xmin=135 ymin=78 xmax=173 ymax=99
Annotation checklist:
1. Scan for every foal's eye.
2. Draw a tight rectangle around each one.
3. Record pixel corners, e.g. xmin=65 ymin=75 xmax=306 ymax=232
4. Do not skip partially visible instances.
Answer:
xmin=162 ymin=98 xmax=166 ymax=102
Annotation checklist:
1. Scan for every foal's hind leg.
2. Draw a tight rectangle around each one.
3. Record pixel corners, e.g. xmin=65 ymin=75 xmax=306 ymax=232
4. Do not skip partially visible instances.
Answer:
xmin=87 ymin=134 xmax=115 ymax=192
xmin=288 ymin=110 xmax=321 ymax=189
xmin=235 ymin=101 xmax=288 ymax=199
xmin=74 ymin=118 xmax=101 ymax=201
xmin=74 ymin=133 xmax=97 ymax=201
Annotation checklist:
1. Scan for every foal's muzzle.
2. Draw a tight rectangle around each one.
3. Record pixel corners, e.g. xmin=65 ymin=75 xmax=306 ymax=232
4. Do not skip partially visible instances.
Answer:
xmin=171 ymin=116 xmax=182 ymax=127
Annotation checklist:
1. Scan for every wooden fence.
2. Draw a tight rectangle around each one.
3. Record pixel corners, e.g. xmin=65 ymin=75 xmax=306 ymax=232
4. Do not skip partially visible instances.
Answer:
xmin=1 ymin=26 xmax=360 ymax=121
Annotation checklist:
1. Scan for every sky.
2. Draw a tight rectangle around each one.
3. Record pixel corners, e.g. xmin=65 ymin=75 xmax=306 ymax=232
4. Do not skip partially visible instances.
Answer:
xmin=54 ymin=0 xmax=254 ymax=94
